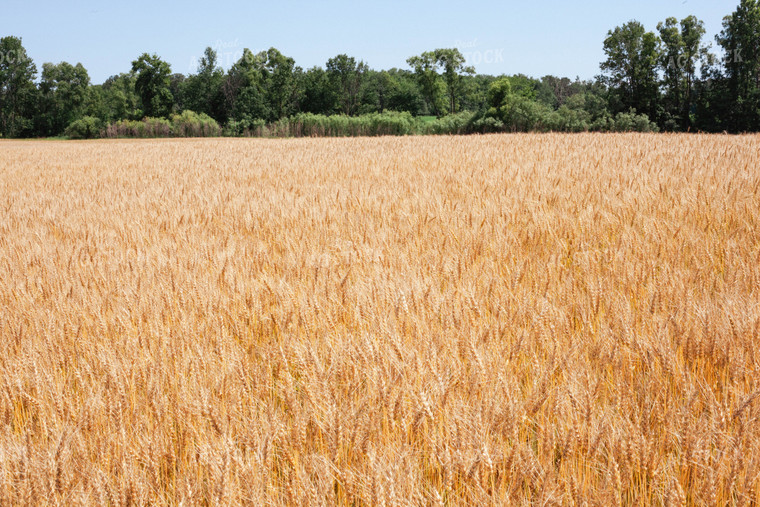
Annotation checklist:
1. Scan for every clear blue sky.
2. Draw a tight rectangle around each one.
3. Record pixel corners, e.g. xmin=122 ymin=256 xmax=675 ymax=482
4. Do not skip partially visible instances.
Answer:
xmin=1 ymin=0 xmax=739 ymax=84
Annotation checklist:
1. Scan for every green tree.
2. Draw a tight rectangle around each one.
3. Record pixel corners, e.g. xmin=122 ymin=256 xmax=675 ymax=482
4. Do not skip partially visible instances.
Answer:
xmin=657 ymin=16 xmax=708 ymax=130
xmin=384 ymin=69 xmax=425 ymax=115
xmin=355 ymin=69 xmax=386 ymax=113
xmin=223 ymin=48 xmax=300 ymax=122
xmin=169 ymin=73 xmax=186 ymax=113
xmin=92 ymin=73 xmax=141 ymax=122
xmin=38 ymin=61 xmax=91 ymax=136
xmin=658 ymin=17 xmax=684 ymax=127
xmin=680 ymin=16 xmax=709 ymax=129
xmin=537 ymin=75 xmax=580 ymax=109
xmin=299 ymin=66 xmax=335 ymax=115
xmin=0 ymin=36 xmax=38 ymax=137
xmin=223 ymin=49 xmax=267 ymax=121
xmin=486 ymin=76 xmax=550 ymax=131
xmin=407 ymin=51 xmax=447 ymax=115
xmin=716 ymin=0 xmax=760 ymax=131
xmin=326 ymin=54 xmax=367 ymax=115
xmin=184 ymin=47 xmax=225 ymax=121
xmin=459 ymin=74 xmax=498 ymax=112
xmin=600 ymin=21 xmax=660 ymax=119
xmin=131 ymin=53 xmax=174 ymax=118
xmin=433 ymin=48 xmax=474 ymax=114
xmin=262 ymin=48 xmax=301 ymax=120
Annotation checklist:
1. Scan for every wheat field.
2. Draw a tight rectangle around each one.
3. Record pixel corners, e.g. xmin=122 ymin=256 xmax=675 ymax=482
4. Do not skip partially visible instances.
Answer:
xmin=0 ymin=134 xmax=759 ymax=505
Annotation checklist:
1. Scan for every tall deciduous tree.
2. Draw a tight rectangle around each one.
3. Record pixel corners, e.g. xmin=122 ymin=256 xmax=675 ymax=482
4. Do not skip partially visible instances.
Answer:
xmin=223 ymin=49 xmax=267 ymax=121
xmin=433 ymin=48 xmax=474 ymax=114
xmin=600 ymin=21 xmax=660 ymax=119
xmin=262 ymin=48 xmax=300 ymax=121
xmin=407 ymin=51 xmax=446 ymax=116
xmin=299 ymin=66 xmax=334 ymax=115
xmin=131 ymin=53 xmax=174 ymax=118
xmin=326 ymin=54 xmax=367 ymax=116
xmin=717 ymin=0 xmax=760 ymax=131
xmin=184 ymin=47 xmax=225 ymax=121
xmin=38 ymin=61 xmax=90 ymax=136
xmin=0 ymin=36 xmax=38 ymax=137
xmin=223 ymin=48 xmax=300 ymax=122
xmin=407 ymin=49 xmax=474 ymax=116
xmin=97 ymin=73 xmax=141 ymax=122
xmin=384 ymin=69 xmax=425 ymax=115
xmin=657 ymin=16 xmax=708 ymax=130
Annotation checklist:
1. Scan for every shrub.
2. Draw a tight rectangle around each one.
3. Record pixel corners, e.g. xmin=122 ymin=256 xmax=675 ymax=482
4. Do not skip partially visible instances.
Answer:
xmin=288 ymin=112 xmax=417 ymax=137
xmin=104 ymin=112 xmax=222 ymax=139
xmin=471 ymin=116 xmax=505 ymax=133
xmin=223 ymin=117 xmax=267 ymax=137
xmin=417 ymin=112 xmax=478 ymax=135
xmin=104 ymin=117 xmax=171 ymax=138
xmin=549 ymin=106 xmax=591 ymax=133
xmin=612 ymin=111 xmax=659 ymax=133
xmin=171 ymin=111 xmax=222 ymax=137
xmin=65 ymin=116 xmax=103 ymax=139
xmin=228 ymin=112 xmax=418 ymax=138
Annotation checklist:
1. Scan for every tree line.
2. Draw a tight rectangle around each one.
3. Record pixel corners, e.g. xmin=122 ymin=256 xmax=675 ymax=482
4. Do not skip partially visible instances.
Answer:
xmin=1 ymin=0 xmax=759 ymax=138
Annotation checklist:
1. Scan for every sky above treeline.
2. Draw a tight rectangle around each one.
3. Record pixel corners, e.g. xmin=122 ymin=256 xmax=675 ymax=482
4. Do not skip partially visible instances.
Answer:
xmin=1 ymin=0 xmax=738 ymax=84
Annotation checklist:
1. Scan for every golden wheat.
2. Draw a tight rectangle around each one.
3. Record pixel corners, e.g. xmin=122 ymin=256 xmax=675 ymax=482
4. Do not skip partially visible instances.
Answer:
xmin=0 ymin=134 xmax=759 ymax=505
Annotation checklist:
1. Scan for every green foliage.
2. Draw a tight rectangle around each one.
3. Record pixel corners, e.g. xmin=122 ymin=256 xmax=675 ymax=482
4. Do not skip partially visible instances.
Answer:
xmin=406 ymin=51 xmax=443 ymax=115
xmin=223 ymin=47 xmax=301 ymax=123
xmin=86 ymin=73 xmax=142 ymax=123
xmin=601 ymin=21 xmax=660 ymax=119
xmin=417 ymin=111 xmax=477 ymax=135
xmin=299 ymin=66 xmax=335 ymax=115
xmin=223 ymin=116 xmax=268 ymax=137
xmin=326 ymin=54 xmax=367 ymax=115
xmin=549 ymin=105 xmax=592 ymax=132
xmin=358 ymin=69 xmax=428 ymax=116
xmin=470 ymin=116 xmax=505 ymax=133
xmin=434 ymin=48 xmax=475 ymax=114
xmin=183 ymin=47 xmax=225 ymax=123
xmin=169 ymin=73 xmax=186 ymax=113
xmin=105 ymin=117 xmax=171 ymax=138
xmin=263 ymin=48 xmax=301 ymax=120
xmin=0 ymin=36 xmax=38 ymax=137
xmin=482 ymin=76 xmax=656 ymax=133
xmin=406 ymin=50 xmax=468 ymax=116
xmin=716 ymin=0 xmax=760 ymax=131
xmin=132 ymin=53 xmax=174 ymax=118
xmin=38 ymin=61 xmax=90 ymax=136
xmin=459 ymin=74 xmax=498 ymax=112
xmin=384 ymin=69 xmax=426 ymax=115
xmin=171 ymin=110 xmax=222 ymax=137
xmin=286 ymin=111 xmax=416 ymax=137
xmin=486 ymin=77 xmax=553 ymax=131
xmin=611 ymin=111 xmax=660 ymax=132
xmin=64 ymin=115 xmax=103 ymax=139
xmin=406 ymin=49 xmax=475 ymax=115
xmin=657 ymin=16 xmax=708 ymax=130
xmin=102 ymin=111 xmax=221 ymax=138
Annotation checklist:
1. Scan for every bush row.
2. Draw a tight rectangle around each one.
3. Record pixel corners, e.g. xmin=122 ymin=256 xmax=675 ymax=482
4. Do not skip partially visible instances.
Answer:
xmin=66 ymin=109 xmax=657 ymax=140
xmin=224 ymin=112 xmax=417 ymax=137
xmin=227 ymin=110 xmax=658 ymax=137
xmin=65 ymin=111 xmax=222 ymax=139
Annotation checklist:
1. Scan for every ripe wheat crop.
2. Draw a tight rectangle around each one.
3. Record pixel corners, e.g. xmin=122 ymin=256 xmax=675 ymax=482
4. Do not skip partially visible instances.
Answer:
xmin=1 ymin=134 xmax=759 ymax=505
